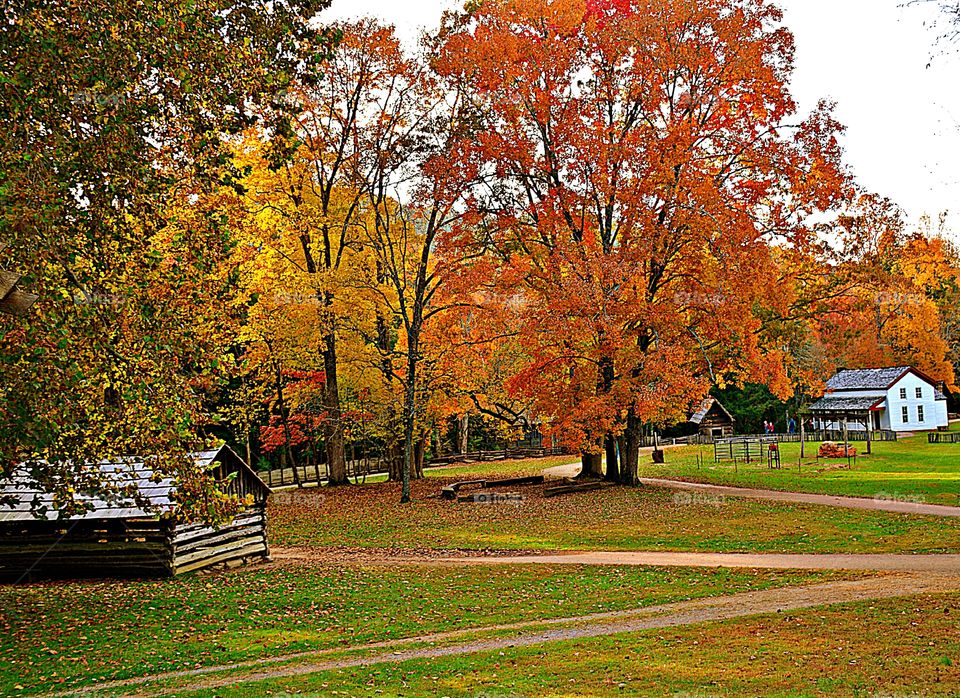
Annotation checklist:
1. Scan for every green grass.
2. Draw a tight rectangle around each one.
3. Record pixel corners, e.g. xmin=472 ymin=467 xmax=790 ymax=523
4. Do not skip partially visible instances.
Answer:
xmin=426 ymin=453 xmax=580 ymax=479
xmin=271 ymin=475 xmax=960 ymax=554
xmin=9 ymin=445 xmax=960 ymax=696
xmin=0 ymin=564 xmax=845 ymax=696
xmin=427 ymin=434 xmax=960 ymax=506
xmin=186 ymin=591 xmax=960 ymax=697
xmin=637 ymin=433 xmax=960 ymax=506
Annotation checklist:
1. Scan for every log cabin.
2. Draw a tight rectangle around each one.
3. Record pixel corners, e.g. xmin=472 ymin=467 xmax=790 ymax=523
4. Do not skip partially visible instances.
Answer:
xmin=689 ymin=397 xmax=736 ymax=439
xmin=0 ymin=445 xmax=270 ymax=581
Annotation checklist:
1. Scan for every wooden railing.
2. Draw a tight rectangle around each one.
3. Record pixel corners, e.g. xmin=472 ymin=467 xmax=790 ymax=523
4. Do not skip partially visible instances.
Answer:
xmin=929 ymin=432 xmax=960 ymax=444
xmin=683 ymin=430 xmax=897 ymax=446
xmin=713 ymin=436 xmax=779 ymax=463
xmin=261 ymin=458 xmax=386 ymax=488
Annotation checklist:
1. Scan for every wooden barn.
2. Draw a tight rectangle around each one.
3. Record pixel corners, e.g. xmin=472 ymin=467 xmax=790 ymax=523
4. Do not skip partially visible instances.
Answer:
xmin=0 ymin=445 xmax=270 ymax=581
xmin=689 ymin=397 xmax=735 ymax=438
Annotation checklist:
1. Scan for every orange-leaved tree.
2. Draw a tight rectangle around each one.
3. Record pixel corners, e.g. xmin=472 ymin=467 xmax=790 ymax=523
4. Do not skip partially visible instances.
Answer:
xmin=345 ymin=26 xmax=488 ymax=502
xmin=437 ymin=0 xmax=851 ymax=483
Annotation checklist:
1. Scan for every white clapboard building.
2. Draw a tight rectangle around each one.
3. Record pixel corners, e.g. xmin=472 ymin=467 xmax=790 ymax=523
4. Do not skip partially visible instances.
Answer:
xmin=809 ymin=366 xmax=949 ymax=433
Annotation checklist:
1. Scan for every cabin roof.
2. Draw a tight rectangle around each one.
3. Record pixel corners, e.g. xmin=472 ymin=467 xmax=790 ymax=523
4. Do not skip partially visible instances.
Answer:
xmin=0 ymin=445 xmax=267 ymax=523
xmin=689 ymin=397 xmax=734 ymax=425
xmin=825 ymin=366 xmax=936 ymax=392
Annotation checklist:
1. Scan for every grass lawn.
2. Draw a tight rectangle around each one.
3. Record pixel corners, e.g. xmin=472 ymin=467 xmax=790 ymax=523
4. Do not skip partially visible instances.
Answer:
xmin=189 ymin=591 xmax=960 ymax=697
xmin=7 ymin=450 xmax=960 ymax=696
xmin=634 ymin=432 xmax=960 ymax=506
xmin=270 ymin=474 xmax=960 ymax=554
xmin=426 ymin=453 xmax=581 ymax=479
xmin=0 ymin=565 xmax=844 ymax=696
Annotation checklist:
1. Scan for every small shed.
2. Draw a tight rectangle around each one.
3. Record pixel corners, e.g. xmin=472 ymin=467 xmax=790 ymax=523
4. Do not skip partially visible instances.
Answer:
xmin=0 ymin=445 xmax=271 ymax=581
xmin=690 ymin=397 xmax=735 ymax=438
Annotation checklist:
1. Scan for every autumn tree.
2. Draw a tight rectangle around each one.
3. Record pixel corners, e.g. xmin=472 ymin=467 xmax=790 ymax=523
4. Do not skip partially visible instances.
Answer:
xmin=0 ymin=0 xmax=334 ymax=516
xmin=353 ymin=65 xmax=487 ymax=502
xmin=437 ymin=0 xmax=851 ymax=484
xmin=233 ymin=19 xmax=460 ymax=488
xmin=243 ymin=22 xmax=417 ymax=485
xmin=812 ymin=194 xmax=959 ymax=390
xmin=229 ymin=138 xmax=405 ymax=485
xmin=247 ymin=19 xmax=490 ymax=501
xmin=232 ymin=123 xmax=368 ymax=485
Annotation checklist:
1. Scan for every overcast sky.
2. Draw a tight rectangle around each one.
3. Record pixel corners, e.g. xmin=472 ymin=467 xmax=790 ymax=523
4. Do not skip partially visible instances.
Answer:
xmin=322 ymin=0 xmax=960 ymax=236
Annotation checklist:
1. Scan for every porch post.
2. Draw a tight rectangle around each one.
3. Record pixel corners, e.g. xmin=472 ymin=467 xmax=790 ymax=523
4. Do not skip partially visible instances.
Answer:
xmin=843 ymin=415 xmax=850 ymax=466
xmin=799 ymin=412 xmax=805 ymax=459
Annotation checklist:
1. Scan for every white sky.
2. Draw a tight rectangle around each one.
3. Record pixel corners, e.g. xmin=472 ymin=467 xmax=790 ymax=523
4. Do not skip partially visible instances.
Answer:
xmin=323 ymin=0 xmax=960 ymax=235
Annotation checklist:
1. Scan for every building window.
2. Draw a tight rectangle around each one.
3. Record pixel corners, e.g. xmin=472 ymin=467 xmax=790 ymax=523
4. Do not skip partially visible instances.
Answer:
xmin=902 ymin=405 xmax=909 ymax=423
xmin=916 ymin=387 xmax=923 ymax=399
xmin=918 ymin=405 xmax=925 ymax=422
xmin=900 ymin=388 xmax=907 ymax=399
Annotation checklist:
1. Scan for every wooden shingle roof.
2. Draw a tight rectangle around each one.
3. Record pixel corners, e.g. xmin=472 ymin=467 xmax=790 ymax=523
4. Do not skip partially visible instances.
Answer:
xmin=808 ymin=395 xmax=885 ymax=413
xmin=825 ymin=366 xmax=931 ymax=391
xmin=689 ymin=397 xmax=734 ymax=425
xmin=0 ymin=445 xmax=268 ymax=523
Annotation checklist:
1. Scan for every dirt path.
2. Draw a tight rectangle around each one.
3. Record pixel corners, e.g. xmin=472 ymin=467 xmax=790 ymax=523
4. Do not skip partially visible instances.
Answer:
xmin=638 ymin=477 xmax=960 ymax=517
xmin=431 ymin=550 xmax=960 ymax=572
xmin=269 ymin=546 xmax=960 ymax=573
xmin=540 ymin=462 xmax=960 ymax=517
xmin=64 ymin=573 xmax=960 ymax=697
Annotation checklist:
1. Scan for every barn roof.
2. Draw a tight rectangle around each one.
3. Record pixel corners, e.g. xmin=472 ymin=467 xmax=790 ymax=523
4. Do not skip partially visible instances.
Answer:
xmin=689 ymin=397 xmax=734 ymax=425
xmin=825 ymin=366 xmax=936 ymax=391
xmin=0 ymin=445 xmax=267 ymax=523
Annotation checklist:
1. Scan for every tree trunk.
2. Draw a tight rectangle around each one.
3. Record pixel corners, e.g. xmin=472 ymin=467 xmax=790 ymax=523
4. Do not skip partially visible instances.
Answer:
xmin=323 ymin=330 xmax=349 ymax=486
xmin=603 ymin=432 xmax=620 ymax=482
xmin=457 ymin=413 xmax=469 ymax=454
xmin=401 ymin=349 xmax=417 ymax=503
xmin=597 ymin=353 xmax=619 ymax=482
xmin=414 ymin=434 xmax=426 ymax=479
xmin=621 ymin=413 xmax=641 ymax=485
xmin=244 ymin=414 xmax=253 ymax=469
xmin=578 ymin=450 xmax=604 ymax=479
xmin=386 ymin=439 xmax=403 ymax=482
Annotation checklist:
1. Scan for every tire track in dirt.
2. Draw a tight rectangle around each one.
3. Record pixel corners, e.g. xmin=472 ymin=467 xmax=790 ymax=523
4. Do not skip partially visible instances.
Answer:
xmin=57 ymin=572 xmax=960 ymax=697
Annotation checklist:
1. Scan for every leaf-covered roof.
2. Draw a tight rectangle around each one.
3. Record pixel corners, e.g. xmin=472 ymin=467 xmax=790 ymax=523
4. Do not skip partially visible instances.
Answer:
xmin=0 ymin=446 xmax=267 ymax=523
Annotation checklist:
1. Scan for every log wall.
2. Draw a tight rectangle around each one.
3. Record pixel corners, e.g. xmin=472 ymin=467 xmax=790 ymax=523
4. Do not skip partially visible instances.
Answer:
xmin=0 ymin=518 xmax=173 ymax=581
xmin=171 ymin=506 xmax=268 ymax=575
xmin=0 ymin=507 xmax=269 ymax=581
